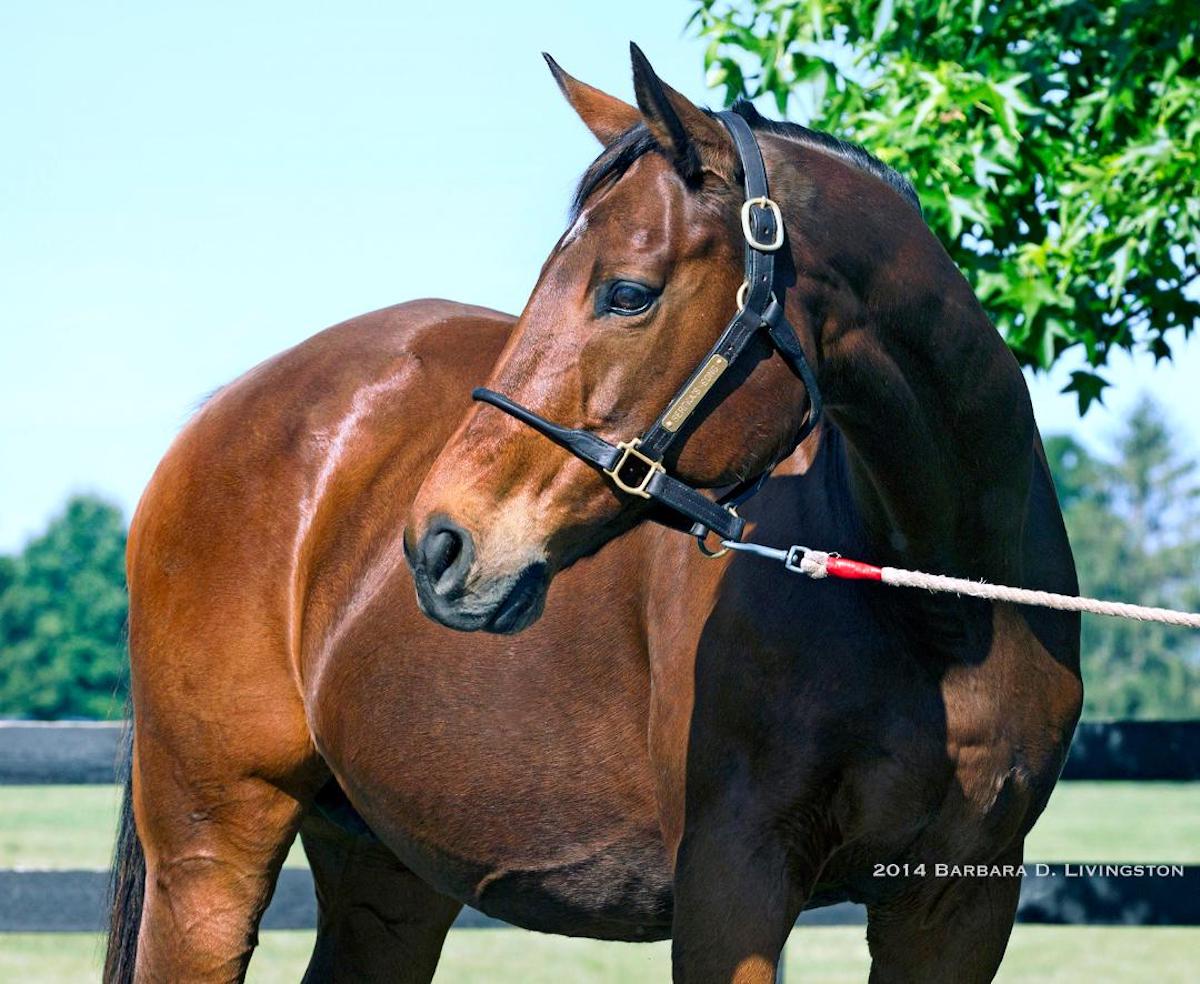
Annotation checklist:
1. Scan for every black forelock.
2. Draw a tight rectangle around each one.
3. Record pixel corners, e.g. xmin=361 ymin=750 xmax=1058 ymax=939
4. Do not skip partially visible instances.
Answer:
xmin=569 ymin=100 xmax=922 ymax=220
xmin=570 ymin=124 xmax=660 ymax=220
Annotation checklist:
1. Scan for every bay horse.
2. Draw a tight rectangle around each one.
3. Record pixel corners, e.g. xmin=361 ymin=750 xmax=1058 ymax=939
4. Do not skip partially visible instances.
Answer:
xmin=106 ymin=46 xmax=1082 ymax=984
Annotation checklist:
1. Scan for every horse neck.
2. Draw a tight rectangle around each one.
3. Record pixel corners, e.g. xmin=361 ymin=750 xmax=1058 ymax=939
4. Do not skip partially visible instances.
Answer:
xmin=794 ymin=183 xmax=1035 ymax=584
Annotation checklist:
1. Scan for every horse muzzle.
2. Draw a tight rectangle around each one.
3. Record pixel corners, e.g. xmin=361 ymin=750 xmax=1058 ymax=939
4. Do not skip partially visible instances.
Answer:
xmin=405 ymin=518 xmax=549 ymax=634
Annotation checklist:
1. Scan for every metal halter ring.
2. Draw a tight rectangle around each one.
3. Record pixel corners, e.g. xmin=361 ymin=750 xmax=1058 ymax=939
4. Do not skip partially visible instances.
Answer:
xmin=740 ymin=196 xmax=784 ymax=251
xmin=736 ymin=279 xmax=776 ymax=313
xmin=695 ymin=510 xmax=739 ymax=559
xmin=736 ymin=280 xmax=749 ymax=310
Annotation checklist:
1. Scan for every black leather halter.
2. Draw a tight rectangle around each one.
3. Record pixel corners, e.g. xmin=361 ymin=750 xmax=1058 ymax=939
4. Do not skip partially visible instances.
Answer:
xmin=473 ymin=111 xmax=822 ymax=550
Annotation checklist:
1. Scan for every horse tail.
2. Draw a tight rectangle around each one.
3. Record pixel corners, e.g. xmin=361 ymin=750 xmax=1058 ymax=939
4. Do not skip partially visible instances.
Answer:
xmin=103 ymin=720 xmax=145 ymax=984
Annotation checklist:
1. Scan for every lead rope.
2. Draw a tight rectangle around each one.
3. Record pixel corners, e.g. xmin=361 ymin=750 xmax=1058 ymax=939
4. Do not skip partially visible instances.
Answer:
xmin=722 ymin=541 xmax=1200 ymax=628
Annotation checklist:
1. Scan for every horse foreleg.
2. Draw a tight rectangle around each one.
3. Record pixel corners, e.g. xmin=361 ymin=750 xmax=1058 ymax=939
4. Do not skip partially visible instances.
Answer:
xmin=670 ymin=808 xmax=811 ymax=984
xmin=299 ymin=809 xmax=462 ymax=983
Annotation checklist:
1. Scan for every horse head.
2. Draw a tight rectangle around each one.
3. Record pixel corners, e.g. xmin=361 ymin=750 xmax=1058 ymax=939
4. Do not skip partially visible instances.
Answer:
xmin=406 ymin=45 xmax=818 ymax=632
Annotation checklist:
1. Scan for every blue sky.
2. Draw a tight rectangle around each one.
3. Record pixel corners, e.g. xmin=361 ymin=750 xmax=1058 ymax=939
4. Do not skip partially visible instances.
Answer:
xmin=2 ymin=1 xmax=1197 ymax=552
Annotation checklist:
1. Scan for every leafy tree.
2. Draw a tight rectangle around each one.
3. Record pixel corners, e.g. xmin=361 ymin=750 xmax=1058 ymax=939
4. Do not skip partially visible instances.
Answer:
xmin=0 ymin=496 xmax=129 ymax=719
xmin=1045 ymin=399 xmax=1200 ymax=718
xmin=690 ymin=0 xmax=1199 ymax=410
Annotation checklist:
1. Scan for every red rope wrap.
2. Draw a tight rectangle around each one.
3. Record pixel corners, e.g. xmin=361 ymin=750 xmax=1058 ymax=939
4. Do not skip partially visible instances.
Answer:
xmin=823 ymin=557 xmax=883 ymax=581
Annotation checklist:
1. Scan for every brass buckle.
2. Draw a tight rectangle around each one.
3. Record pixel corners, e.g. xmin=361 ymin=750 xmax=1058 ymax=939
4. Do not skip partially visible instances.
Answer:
xmin=740 ymin=196 xmax=784 ymax=252
xmin=604 ymin=439 xmax=665 ymax=498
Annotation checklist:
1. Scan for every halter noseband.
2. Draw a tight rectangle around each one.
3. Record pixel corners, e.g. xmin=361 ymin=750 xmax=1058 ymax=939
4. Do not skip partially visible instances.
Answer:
xmin=473 ymin=111 xmax=822 ymax=552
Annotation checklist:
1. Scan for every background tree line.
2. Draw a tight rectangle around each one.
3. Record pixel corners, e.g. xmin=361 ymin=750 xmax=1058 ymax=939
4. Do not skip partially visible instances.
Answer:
xmin=0 ymin=399 xmax=1197 ymax=720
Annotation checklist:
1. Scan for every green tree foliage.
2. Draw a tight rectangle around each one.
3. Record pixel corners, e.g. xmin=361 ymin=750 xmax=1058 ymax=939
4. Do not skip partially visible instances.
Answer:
xmin=1046 ymin=399 xmax=1200 ymax=718
xmin=690 ymin=0 xmax=1199 ymax=410
xmin=0 ymin=496 xmax=128 ymax=719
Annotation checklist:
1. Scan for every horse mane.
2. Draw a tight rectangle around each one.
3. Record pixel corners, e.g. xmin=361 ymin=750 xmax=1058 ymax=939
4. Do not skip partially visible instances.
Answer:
xmin=571 ymin=99 xmax=921 ymax=219
xmin=730 ymin=101 xmax=922 ymax=214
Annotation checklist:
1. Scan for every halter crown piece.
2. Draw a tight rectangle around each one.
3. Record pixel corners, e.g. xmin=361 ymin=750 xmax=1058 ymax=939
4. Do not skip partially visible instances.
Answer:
xmin=473 ymin=111 xmax=823 ymax=554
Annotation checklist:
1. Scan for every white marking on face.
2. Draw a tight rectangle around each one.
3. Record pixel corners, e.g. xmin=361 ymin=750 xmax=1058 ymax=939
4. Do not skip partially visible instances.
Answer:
xmin=559 ymin=209 xmax=590 ymax=250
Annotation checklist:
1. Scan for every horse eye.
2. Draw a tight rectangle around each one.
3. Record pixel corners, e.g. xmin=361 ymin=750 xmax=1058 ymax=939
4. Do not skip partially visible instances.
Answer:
xmin=603 ymin=280 xmax=658 ymax=317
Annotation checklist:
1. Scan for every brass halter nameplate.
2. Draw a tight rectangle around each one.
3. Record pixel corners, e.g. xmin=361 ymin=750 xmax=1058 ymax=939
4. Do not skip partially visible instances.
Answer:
xmin=661 ymin=354 xmax=730 ymax=432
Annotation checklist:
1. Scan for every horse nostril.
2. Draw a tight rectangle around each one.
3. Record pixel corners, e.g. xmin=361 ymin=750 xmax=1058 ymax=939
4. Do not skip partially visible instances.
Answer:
xmin=429 ymin=530 xmax=460 ymax=572
xmin=426 ymin=529 xmax=461 ymax=583
xmin=419 ymin=521 xmax=474 ymax=596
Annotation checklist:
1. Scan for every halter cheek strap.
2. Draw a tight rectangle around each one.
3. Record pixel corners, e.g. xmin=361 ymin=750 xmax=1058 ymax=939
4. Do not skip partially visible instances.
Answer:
xmin=469 ymin=387 xmax=750 ymax=540
xmin=472 ymin=110 xmax=822 ymax=548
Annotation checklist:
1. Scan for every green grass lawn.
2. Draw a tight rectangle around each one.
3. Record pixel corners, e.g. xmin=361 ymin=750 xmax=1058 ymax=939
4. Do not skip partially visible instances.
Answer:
xmin=1 ymin=927 xmax=1198 ymax=982
xmin=2 ymin=781 xmax=1196 ymax=869
xmin=1 ymin=782 xmax=1196 ymax=981
xmin=0 ymin=785 xmax=308 ymax=870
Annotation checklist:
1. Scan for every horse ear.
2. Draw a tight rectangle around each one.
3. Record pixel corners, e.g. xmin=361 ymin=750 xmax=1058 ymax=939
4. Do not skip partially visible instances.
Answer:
xmin=544 ymin=53 xmax=641 ymax=146
xmin=629 ymin=43 xmax=735 ymax=184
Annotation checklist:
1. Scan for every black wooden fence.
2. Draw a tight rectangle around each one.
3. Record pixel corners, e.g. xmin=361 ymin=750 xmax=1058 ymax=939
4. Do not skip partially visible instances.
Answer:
xmin=1 ymin=720 xmax=1197 ymax=933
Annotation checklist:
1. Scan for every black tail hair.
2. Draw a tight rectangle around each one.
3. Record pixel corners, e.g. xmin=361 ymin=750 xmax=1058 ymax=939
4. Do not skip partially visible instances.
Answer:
xmin=103 ymin=720 xmax=144 ymax=984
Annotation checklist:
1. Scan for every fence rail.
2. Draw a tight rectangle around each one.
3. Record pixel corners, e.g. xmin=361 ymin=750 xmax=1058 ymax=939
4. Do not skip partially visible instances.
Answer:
xmin=5 ymin=719 xmax=1197 ymax=787
xmin=2 ymin=720 xmax=1197 ymax=933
